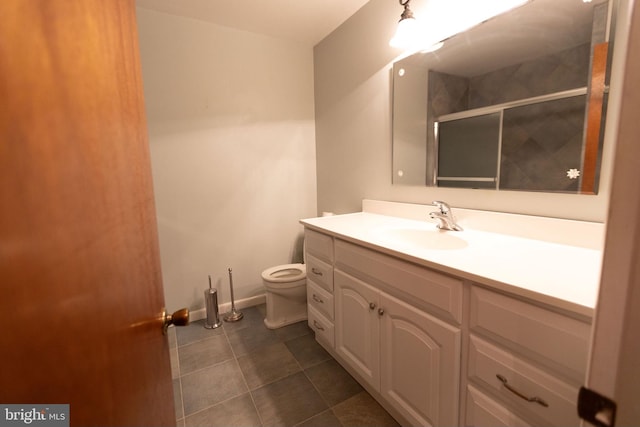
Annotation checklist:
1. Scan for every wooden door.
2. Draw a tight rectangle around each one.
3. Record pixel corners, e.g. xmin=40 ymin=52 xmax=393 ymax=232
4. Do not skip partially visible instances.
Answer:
xmin=380 ymin=292 xmax=460 ymax=427
xmin=0 ymin=1 xmax=175 ymax=426
xmin=334 ymin=270 xmax=380 ymax=390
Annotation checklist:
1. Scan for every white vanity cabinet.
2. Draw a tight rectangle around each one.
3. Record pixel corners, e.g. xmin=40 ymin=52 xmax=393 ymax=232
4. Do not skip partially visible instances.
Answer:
xmin=302 ymin=220 xmax=594 ymax=427
xmin=333 ymin=239 xmax=462 ymax=427
xmin=465 ymin=286 xmax=592 ymax=427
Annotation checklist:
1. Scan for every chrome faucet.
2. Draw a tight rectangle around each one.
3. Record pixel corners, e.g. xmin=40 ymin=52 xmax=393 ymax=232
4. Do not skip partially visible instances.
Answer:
xmin=429 ymin=201 xmax=463 ymax=231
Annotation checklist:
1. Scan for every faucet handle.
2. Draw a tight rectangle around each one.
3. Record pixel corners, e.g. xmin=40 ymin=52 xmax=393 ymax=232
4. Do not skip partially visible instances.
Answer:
xmin=431 ymin=200 xmax=450 ymax=214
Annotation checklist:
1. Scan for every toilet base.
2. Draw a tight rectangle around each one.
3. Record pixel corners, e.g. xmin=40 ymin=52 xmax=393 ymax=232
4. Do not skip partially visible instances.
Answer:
xmin=263 ymin=312 xmax=308 ymax=329
xmin=263 ymin=289 xmax=308 ymax=329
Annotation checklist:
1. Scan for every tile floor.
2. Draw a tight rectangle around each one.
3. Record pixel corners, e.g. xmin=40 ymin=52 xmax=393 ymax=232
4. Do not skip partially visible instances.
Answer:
xmin=168 ymin=304 xmax=400 ymax=427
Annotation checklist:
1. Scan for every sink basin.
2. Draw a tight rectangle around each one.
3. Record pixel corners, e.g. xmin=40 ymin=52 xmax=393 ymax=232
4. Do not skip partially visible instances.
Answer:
xmin=378 ymin=228 xmax=468 ymax=250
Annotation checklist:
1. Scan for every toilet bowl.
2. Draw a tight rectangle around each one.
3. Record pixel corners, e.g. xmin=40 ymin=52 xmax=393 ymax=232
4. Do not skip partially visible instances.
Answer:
xmin=261 ymin=263 xmax=307 ymax=329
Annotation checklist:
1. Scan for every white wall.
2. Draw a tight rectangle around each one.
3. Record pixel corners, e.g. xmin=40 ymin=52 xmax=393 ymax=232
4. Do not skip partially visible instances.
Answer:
xmin=136 ymin=8 xmax=317 ymax=311
xmin=314 ymin=0 xmax=623 ymax=222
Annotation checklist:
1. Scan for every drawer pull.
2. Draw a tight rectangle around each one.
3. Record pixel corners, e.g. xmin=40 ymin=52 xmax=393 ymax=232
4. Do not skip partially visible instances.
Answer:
xmin=378 ymin=308 xmax=385 ymax=316
xmin=496 ymin=374 xmax=549 ymax=408
xmin=313 ymin=320 xmax=325 ymax=331
xmin=312 ymin=294 xmax=324 ymax=304
xmin=311 ymin=268 xmax=323 ymax=276
xmin=369 ymin=302 xmax=376 ymax=310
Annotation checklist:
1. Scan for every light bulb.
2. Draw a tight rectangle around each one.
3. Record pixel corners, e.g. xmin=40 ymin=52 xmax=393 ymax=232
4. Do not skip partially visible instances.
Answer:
xmin=389 ymin=17 xmax=420 ymax=48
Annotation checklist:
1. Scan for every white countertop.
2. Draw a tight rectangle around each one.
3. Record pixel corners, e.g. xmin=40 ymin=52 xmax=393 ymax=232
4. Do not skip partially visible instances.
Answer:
xmin=301 ymin=211 xmax=603 ymax=317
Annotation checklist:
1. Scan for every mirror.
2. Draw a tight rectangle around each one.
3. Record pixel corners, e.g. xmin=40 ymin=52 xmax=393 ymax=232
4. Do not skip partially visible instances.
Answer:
xmin=392 ymin=0 xmax=613 ymax=194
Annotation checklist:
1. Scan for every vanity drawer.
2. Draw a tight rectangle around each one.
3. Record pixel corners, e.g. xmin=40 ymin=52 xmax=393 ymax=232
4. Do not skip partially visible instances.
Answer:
xmin=305 ymin=229 xmax=333 ymax=263
xmin=307 ymin=280 xmax=334 ymax=320
xmin=470 ymin=286 xmax=590 ymax=381
xmin=308 ymin=305 xmax=334 ymax=349
xmin=466 ymin=385 xmax=532 ymax=427
xmin=334 ymin=239 xmax=463 ymax=324
xmin=468 ymin=335 xmax=581 ymax=427
xmin=306 ymin=254 xmax=334 ymax=292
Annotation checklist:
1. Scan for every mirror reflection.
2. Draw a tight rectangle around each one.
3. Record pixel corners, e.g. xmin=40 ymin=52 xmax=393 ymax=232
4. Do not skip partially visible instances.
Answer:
xmin=392 ymin=0 xmax=613 ymax=194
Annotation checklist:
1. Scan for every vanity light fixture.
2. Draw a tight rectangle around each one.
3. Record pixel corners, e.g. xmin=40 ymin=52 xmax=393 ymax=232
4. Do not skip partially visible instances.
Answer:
xmin=390 ymin=0 xmax=444 ymax=53
xmin=390 ymin=0 xmax=529 ymax=52
xmin=389 ymin=0 xmax=419 ymax=49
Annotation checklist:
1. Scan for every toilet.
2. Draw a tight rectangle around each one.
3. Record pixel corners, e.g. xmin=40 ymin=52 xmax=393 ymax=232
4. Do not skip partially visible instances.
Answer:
xmin=261 ymin=263 xmax=307 ymax=329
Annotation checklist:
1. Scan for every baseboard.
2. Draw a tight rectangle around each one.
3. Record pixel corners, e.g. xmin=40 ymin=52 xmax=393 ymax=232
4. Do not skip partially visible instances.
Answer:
xmin=188 ymin=293 xmax=266 ymax=322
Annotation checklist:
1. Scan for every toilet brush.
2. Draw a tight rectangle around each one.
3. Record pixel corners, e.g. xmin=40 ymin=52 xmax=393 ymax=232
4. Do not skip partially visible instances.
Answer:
xmin=224 ymin=267 xmax=243 ymax=322
xmin=204 ymin=275 xmax=222 ymax=329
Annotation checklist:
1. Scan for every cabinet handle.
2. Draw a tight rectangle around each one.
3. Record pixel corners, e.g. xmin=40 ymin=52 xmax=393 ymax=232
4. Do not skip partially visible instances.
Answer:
xmin=378 ymin=308 xmax=385 ymax=316
xmin=311 ymin=268 xmax=323 ymax=276
xmin=313 ymin=320 xmax=325 ymax=331
xmin=312 ymin=294 xmax=324 ymax=304
xmin=496 ymin=374 xmax=549 ymax=407
xmin=369 ymin=302 xmax=376 ymax=310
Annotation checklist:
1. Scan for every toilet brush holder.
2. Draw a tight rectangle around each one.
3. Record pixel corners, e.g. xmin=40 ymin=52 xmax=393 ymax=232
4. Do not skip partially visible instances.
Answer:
xmin=224 ymin=268 xmax=243 ymax=322
xmin=204 ymin=275 xmax=222 ymax=329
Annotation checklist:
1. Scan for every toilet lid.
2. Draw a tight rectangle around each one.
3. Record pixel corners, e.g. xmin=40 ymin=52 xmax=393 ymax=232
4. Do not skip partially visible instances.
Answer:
xmin=261 ymin=263 xmax=306 ymax=282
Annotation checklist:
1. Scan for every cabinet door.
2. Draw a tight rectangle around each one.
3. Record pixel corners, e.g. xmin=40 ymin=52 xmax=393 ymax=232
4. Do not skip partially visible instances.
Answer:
xmin=335 ymin=270 xmax=380 ymax=390
xmin=380 ymin=292 xmax=461 ymax=427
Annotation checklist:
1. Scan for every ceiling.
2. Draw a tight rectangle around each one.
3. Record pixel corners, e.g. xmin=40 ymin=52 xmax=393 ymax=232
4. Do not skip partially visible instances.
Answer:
xmin=135 ymin=0 xmax=371 ymax=47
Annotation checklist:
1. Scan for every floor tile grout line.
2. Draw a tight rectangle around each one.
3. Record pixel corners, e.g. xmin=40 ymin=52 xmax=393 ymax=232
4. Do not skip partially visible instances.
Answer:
xmin=180 ymin=389 xmax=251 ymax=423
xmin=172 ymin=328 xmax=187 ymax=424
xmin=300 ymin=357 xmax=343 ymax=418
xmin=175 ymin=322 xmax=234 ymax=421
xmin=177 ymin=377 xmax=185 ymax=425
xmin=180 ymin=323 xmax=260 ymax=423
xmin=223 ymin=324 xmax=243 ymax=361
xmin=270 ymin=334 xmax=340 ymax=426
xmin=222 ymin=313 xmax=330 ymax=426
xmin=175 ymin=329 xmax=226 ymax=349
xmin=291 ymin=407 xmax=343 ymax=427
xmin=222 ymin=319 xmax=266 ymax=427
xmin=178 ymin=355 xmax=236 ymax=378
xmin=174 ymin=307 xmax=395 ymax=427
xmin=175 ymin=322 xmax=246 ymax=377
xmin=244 ymin=379 xmax=266 ymax=426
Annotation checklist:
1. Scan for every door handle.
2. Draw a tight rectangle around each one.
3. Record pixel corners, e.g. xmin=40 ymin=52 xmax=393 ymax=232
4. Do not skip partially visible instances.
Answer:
xmin=162 ymin=308 xmax=189 ymax=334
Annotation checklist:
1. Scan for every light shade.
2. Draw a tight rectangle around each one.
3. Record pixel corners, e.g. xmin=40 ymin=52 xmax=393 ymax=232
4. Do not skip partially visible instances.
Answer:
xmin=389 ymin=16 xmax=420 ymax=48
